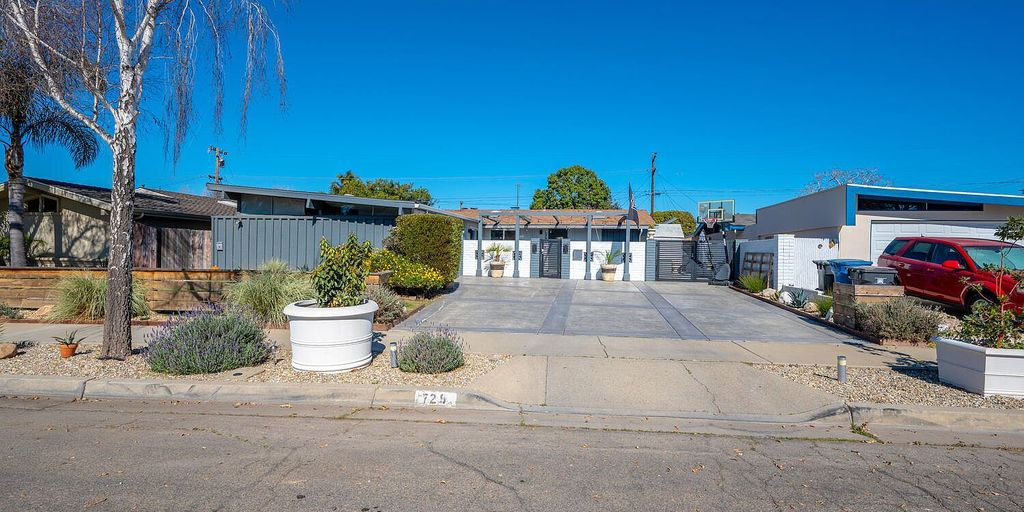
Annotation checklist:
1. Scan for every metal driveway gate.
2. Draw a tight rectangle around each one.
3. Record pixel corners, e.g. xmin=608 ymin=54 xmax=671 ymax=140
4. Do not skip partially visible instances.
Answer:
xmin=538 ymin=239 xmax=562 ymax=278
xmin=655 ymin=238 xmax=732 ymax=281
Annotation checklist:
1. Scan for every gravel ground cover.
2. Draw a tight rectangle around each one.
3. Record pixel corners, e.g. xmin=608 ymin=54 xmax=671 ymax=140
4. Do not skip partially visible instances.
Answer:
xmin=757 ymin=363 xmax=1024 ymax=410
xmin=0 ymin=344 xmax=509 ymax=388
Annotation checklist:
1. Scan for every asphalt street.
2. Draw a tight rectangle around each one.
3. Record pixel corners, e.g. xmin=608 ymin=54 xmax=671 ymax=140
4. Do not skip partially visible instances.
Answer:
xmin=1 ymin=397 xmax=1022 ymax=511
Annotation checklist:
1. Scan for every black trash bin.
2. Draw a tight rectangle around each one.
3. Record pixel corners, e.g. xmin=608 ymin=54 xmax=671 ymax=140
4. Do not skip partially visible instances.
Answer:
xmin=849 ymin=266 xmax=898 ymax=286
xmin=813 ymin=260 xmax=835 ymax=291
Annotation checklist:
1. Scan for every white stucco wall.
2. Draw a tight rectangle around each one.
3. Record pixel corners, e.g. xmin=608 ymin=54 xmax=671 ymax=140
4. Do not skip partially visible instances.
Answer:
xmin=461 ymin=240 xmax=532 ymax=278
xmin=744 ymin=186 xmax=847 ymax=239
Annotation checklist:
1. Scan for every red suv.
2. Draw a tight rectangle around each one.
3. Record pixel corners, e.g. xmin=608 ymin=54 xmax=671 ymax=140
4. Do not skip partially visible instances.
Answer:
xmin=877 ymin=237 xmax=1024 ymax=310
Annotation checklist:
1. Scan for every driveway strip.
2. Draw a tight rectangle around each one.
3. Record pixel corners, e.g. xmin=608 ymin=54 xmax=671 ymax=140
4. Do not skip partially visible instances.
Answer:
xmin=633 ymin=282 xmax=709 ymax=340
xmin=538 ymin=280 xmax=577 ymax=335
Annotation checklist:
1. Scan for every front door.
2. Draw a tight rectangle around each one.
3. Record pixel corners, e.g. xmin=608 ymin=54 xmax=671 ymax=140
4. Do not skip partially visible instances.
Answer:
xmin=539 ymin=239 xmax=562 ymax=278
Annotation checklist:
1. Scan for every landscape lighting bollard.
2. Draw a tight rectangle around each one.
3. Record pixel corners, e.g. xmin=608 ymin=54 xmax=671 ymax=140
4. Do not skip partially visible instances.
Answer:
xmin=837 ymin=355 xmax=847 ymax=384
xmin=390 ymin=342 xmax=398 ymax=368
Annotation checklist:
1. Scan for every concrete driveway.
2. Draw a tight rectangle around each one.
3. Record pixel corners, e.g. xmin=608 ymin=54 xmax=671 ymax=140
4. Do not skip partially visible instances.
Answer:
xmin=399 ymin=276 xmax=861 ymax=343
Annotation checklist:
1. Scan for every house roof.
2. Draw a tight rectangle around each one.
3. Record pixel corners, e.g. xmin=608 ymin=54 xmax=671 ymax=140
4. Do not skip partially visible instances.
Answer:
xmin=206 ymin=183 xmax=479 ymax=222
xmin=451 ymin=208 xmax=656 ymax=228
xmin=1 ymin=177 xmax=236 ymax=219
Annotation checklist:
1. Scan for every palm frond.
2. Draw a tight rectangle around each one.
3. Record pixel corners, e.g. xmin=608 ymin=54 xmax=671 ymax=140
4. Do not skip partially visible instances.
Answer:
xmin=25 ymin=105 xmax=99 ymax=168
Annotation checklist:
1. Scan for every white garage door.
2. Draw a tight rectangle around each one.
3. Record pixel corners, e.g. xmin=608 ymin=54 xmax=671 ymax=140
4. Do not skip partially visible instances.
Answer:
xmin=869 ymin=221 xmax=1000 ymax=262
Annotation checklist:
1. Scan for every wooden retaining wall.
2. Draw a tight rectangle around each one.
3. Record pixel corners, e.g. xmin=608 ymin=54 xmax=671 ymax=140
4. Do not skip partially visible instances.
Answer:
xmin=832 ymin=282 xmax=905 ymax=329
xmin=0 ymin=268 xmax=241 ymax=312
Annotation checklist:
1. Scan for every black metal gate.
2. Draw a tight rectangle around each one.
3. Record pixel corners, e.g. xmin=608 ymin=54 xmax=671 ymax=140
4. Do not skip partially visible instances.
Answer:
xmin=538 ymin=239 xmax=562 ymax=278
xmin=655 ymin=237 xmax=733 ymax=281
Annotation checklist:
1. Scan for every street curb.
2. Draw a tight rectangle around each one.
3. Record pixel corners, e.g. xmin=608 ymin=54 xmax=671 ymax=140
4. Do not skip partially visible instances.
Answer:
xmin=82 ymin=379 xmax=379 ymax=405
xmin=0 ymin=375 xmax=91 ymax=398
xmin=849 ymin=402 xmax=1024 ymax=432
xmin=517 ymin=402 xmax=852 ymax=424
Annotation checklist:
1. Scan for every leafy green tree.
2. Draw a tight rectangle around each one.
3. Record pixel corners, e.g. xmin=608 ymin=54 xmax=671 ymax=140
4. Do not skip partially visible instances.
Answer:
xmin=652 ymin=210 xmax=697 ymax=234
xmin=330 ymin=171 xmax=433 ymax=205
xmin=530 ymin=165 xmax=618 ymax=209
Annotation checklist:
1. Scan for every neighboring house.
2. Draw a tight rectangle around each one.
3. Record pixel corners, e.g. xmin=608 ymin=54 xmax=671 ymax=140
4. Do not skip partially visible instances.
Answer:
xmin=451 ymin=208 xmax=655 ymax=242
xmin=207 ymin=183 xmax=476 ymax=270
xmin=738 ymin=184 xmax=1024 ymax=290
xmin=0 ymin=177 xmax=235 ymax=268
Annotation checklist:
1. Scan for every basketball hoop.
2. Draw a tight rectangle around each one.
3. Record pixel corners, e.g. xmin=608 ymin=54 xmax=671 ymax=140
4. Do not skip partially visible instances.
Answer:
xmin=705 ymin=217 xmax=718 ymax=229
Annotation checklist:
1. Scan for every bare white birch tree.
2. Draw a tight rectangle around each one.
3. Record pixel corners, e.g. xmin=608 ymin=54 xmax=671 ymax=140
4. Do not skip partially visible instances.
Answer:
xmin=2 ymin=0 xmax=286 ymax=358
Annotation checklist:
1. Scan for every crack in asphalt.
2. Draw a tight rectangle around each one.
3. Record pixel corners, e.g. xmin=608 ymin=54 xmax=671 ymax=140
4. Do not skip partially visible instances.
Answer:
xmin=425 ymin=441 xmax=531 ymax=512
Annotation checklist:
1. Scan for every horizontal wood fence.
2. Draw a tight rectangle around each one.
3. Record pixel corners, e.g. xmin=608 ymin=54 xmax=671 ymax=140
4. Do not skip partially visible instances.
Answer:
xmin=0 ymin=268 xmax=241 ymax=312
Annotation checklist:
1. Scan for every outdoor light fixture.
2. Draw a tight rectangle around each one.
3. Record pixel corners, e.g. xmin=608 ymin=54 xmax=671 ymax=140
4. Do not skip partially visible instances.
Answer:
xmin=389 ymin=342 xmax=398 ymax=368
xmin=837 ymin=355 xmax=847 ymax=384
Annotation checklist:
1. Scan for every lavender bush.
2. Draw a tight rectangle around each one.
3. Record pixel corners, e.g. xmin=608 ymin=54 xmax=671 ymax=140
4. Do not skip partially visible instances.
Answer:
xmin=398 ymin=325 xmax=465 ymax=374
xmin=145 ymin=305 xmax=274 ymax=375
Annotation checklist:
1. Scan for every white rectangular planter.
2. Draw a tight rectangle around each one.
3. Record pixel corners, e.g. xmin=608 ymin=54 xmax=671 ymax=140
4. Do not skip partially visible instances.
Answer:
xmin=935 ymin=337 xmax=1024 ymax=398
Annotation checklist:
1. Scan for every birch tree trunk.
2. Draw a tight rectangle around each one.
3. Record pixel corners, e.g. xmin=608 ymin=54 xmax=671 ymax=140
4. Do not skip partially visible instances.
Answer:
xmin=3 ymin=141 xmax=26 ymax=267
xmin=101 ymin=100 xmax=139 ymax=359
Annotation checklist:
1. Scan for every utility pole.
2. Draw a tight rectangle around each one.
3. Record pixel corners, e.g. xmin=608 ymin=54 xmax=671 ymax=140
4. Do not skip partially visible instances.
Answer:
xmin=515 ymin=183 xmax=521 ymax=209
xmin=208 ymin=146 xmax=228 ymax=198
xmin=650 ymin=152 xmax=657 ymax=213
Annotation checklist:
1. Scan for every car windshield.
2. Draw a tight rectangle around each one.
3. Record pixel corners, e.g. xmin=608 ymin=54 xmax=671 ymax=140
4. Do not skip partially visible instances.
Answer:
xmin=963 ymin=245 xmax=1024 ymax=270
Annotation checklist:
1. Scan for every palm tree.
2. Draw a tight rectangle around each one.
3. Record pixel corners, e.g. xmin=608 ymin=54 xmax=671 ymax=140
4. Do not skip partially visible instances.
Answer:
xmin=0 ymin=56 xmax=98 ymax=267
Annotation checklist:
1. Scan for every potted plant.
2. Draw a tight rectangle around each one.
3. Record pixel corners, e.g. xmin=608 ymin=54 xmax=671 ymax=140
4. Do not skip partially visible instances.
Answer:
xmin=283 ymin=234 xmax=378 ymax=373
xmin=934 ymin=217 xmax=1024 ymax=397
xmin=55 ymin=330 xmax=83 ymax=359
xmin=598 ymin=248 xmax=622 ymax=281
xmin=486 ymin=242 xmax=510 ymax=278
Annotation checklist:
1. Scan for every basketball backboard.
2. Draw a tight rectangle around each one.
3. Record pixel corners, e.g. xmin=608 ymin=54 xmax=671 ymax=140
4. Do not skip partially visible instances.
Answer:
xmin=697 ymin=199 xmax=736 ymax=223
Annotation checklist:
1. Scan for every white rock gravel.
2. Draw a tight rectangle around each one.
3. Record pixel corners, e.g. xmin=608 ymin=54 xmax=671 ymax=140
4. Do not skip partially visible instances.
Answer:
xmin=756 ymin=363 xmax=1024 ymax=410
xmin=0 ymin=344 xmax=509 ymax=388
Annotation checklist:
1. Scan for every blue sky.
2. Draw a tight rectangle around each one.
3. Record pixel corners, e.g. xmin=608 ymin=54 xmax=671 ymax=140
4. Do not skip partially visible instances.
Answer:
xmin=24 ymin=0 xmax=1024 ymax=213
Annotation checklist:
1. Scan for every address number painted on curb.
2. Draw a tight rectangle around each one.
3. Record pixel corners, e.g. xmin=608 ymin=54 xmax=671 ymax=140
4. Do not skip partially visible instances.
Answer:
xmin=414 ymin=390 xmax=457 ymax=407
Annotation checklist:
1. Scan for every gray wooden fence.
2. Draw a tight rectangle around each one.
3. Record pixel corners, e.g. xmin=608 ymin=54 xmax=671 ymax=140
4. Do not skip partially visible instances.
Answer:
xmin=212 ymin=216 xmax=395 ymax=270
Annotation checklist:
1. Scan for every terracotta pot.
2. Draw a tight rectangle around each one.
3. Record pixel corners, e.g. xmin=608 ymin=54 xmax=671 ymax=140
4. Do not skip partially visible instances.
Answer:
xmin=59 ymin=344 xmax=78 ymax=359
xmin=600 ymin=264 xmax=617 ymax=282
xmin=490 ymin=261 xmax=506 ymax=278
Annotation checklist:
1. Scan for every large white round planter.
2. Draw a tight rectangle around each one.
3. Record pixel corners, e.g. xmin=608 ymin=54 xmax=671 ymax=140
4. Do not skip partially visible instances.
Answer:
xmin=283 ymin=300 xmax=379 ymax=373
xmin=935 ymin=337 xmax=1024 ymax=398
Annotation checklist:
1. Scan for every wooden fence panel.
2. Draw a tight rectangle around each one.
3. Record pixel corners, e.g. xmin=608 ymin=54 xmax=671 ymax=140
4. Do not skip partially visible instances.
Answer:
xmin=0 ymin=268 xmax=241 ymax=312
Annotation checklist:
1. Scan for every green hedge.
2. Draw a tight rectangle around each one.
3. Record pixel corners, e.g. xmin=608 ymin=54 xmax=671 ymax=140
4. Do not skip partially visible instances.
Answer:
xmin=388 ymin=214 xmax=463 ymax=283
xmin=368 ymin=250 xmax=447 ymax=295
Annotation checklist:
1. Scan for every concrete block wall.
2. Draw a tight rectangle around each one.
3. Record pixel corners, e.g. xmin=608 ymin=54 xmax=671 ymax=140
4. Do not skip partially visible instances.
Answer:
xmin=736 ymin=235 xmax=837 ymax=291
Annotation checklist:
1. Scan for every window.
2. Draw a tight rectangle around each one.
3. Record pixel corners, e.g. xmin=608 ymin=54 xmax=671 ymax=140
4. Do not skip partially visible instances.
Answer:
xmin=882 ymin=239 xmax=909 ymax=256
xmin=547 ymin=228 xmax=568 ymax=239
xmin=903 ymin=241 xmax=934 ymax=262
xmin=490 ymin=230 xmax=516 ymax=240
xmin=964 ymin=245 xmax=1024 ymax=271
xmin=928 ymin=243 xmax=967 ymax=267
xmin=858 ymin=196 xmax=983 ymax=212
xmin=24 ymin=196 xmax=58 ymax=213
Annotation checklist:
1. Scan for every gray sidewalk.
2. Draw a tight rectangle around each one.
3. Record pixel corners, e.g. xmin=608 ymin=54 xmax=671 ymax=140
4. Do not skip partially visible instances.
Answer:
xmin=2 ymin=322 xmax=941 ymax=424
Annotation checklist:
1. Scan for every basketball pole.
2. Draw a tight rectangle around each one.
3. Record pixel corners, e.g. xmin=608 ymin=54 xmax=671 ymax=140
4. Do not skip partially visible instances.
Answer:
xmin=649 ymin=152 xmax=657 ymax=214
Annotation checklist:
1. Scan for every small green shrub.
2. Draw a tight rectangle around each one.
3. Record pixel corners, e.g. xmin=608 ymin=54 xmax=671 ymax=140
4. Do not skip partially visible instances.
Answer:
xmin=313 ymin=234 xmax=372 ymax=307
xmin=366 ymin=284 xmax=406 ymax=325
xmin=145 ymin=305 xmax=274 ymax=375
xmin=811 ymin=296 xmax=834 ymax=318
xmin=486 ymin=242 xmax=509 ymax=262
xmin=737 ymin=274 xmax=767 ymax=293
xmin=368 ymin=249 xmax=447 ymax=295
xmin=855 ymin=298 xmax=945 ymax=344
xmin=398 ymin=325 xmax=465 ymax=374
xmin=49 ymin=274 xmax=150 ymax=320
xmin=226 ymin=259 xmax=313 ymax=324
xmin=388 ymin=214 xmax=463 ymax=283
xmin=0 ymin=302 xmax=21 ymax=319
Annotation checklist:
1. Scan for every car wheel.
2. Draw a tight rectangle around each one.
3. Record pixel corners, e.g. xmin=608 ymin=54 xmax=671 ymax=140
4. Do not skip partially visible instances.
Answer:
xmin=964 ymin=292 xmax=993 ymax=313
